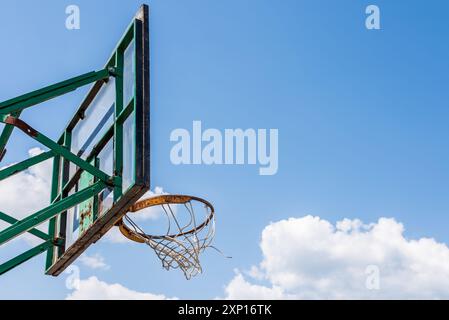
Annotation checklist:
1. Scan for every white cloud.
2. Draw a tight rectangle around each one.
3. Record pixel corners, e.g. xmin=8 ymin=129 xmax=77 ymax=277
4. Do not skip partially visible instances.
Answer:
xmin=66 ymin=276 xmax=174 ymax=300
xmin=102 ymin=226 xmax=130 ymax=244
xmin=224 ymin=272 xmax=292 ymax=300
xmin=0 ymin=148 xmax=52 ymax=244
xmin=224 ymin=215 xmax=449 ymax=299
xmin=79 ymin=253 xmax=110 ymax=270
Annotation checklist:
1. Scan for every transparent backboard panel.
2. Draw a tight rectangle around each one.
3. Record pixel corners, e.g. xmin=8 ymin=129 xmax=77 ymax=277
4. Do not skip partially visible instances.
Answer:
xmin=123 ymin=40 xmax=136 ymax=108
xmin=46 ymin=5 xmax=150 ymax=276
xmin=65 ymin=186 xmax=80 ymax=249
xmin=122 ymin=111 xmax=136 ymax=191
xmin=97 ymin=139 xmax=114 ymax=217
xmin=71 ymin=78 xmax=115 ymax=159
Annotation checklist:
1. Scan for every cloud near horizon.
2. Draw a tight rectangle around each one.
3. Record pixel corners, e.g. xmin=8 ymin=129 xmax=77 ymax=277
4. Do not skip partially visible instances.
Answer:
xmin=224 ymin=216 xmax=449 ymax=299
xmin=79 ymin=253 xmax=110 ymax=270
xmin=66 ymin=276 xmax=175 ymax=300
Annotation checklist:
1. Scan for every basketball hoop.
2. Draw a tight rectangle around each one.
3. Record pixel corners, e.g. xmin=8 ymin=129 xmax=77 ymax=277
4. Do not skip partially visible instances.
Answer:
xmin=116 ymin=195 xmax=216 ymax=279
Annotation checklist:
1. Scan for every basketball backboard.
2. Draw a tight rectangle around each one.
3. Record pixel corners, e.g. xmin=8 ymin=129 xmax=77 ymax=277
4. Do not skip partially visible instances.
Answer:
xmin=0 ymin=4 xmax=214 ymax=279
xmin=45 ymin=5 xmax=150 ymax=276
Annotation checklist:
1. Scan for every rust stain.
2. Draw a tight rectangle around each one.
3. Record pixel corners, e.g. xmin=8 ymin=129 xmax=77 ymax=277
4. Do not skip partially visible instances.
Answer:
xmin=3 ymin=116 xmax=38 ymax=137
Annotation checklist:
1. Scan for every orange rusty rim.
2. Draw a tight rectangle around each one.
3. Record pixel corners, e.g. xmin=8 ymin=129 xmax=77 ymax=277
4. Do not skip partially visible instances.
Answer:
xmin=116 ymin=195 xmax=215 ymax=243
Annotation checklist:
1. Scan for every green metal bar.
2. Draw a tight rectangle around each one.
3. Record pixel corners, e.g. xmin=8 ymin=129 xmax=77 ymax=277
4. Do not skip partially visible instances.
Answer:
xmin=116 ymin=99 xmax=134 ymax=124
xmin=0 ymin=212 xmax=50 ymax=241
xmin=0 ymin=150 xmax=54 ymax=181
xmin=0 ymin=111 xmax=20 ymax=162
xmin=0 ymin=69 xmax=113 ymax=162
xmin=0 ymin=181 xmax=106 ymax=246
xmin=45 ymin=155 xmax=61 ymax=270
xmin=51 ymin=125 xmax=115 ymax=204
xmin=57 ymin=131 xmax=72 ymax=259
xmin=114 ymin=47 xmax=124 ymax=201
xmin=0 ymin=115 xmax=114 ymax=185
xmin=0 ymin=69 xmax=111 ymax=115
xmin=0 ymin=71 xmax=99 ymax=107
xmin=0 ymin=239 xmax=53 ymax=276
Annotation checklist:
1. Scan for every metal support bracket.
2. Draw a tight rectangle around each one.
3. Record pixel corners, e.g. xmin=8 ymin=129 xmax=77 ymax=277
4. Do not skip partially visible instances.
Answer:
xmin=0 ymin=150 xmax=54 ymax=181
xmin=0 ymin=212 xmax=51 ymax=241
xmin=0 ymin=115 xmax=115 ymax=185
xmin=0 ymin=239 xmax=54 ymax=276
xmin=0 ymin=68 xmax=115 ymax=163
xmin=0 ymin=180 xmax=107 ymax=246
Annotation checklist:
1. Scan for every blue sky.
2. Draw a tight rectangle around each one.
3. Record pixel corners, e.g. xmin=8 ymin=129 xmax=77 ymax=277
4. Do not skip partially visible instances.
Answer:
xmin=2 ymin=0 xmax=449 ymax=299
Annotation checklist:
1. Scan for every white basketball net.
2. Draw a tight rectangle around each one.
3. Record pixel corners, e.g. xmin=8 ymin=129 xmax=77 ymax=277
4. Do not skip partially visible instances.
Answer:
xmin=123 ymin=200 xmax=215 ymax=280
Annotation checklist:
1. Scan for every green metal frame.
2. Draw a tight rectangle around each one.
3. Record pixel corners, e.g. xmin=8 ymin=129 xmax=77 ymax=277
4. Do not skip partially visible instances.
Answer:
xmin=46 ymin=5 xmax=149 ymax=277
xmin=0 ymin=4 xmax=150 ymax=278
xmin=0 ymin=212 xmax=50 ymax=241
xmin=0 ymin=69 xmax=112 ymax=160
xmin=0 ymin=240 xmax=54 ymax=276
xmin=0 ymin=68 xmax=116 ymax=276
xmin=0 ymin=181 xmax=107 ymax=246
xmin=0 ymin=150 xmax=54 ymax=181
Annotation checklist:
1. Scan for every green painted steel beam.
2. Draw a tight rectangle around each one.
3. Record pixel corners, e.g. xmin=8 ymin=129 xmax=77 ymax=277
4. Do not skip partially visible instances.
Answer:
xmin=0 ymin=150 xmax=54 ymax=181
xmin=0 ymin=239 xmax=53 ymax=276
xmin=0 ymin=71 xmax=99 ymax=108
xmin=0 ymin=212 xmax=50 ymax=241
xmin=0 ymin=111 xmax=21 ymax=162
xmin=0 ymin=115 xmax=114 ymax=185
xmin=0 ymin=69 xmax=112 ymax=115
xmin=57 ymin=132 xmax=72 ymax=259
xmin=0 ymin=181 xmax=106 ymax=246
xmin=0 ymin=69 xmax=113 ymax=162
xmin=32 ymin=130 xmax=112 ymax=184
xmin=45 ymin=155 xmax=61 ymax=270
xmin=114 ymin=51 xmax=124 ymax=201
xmin=50 ymin=125 xmax=118 ymax=205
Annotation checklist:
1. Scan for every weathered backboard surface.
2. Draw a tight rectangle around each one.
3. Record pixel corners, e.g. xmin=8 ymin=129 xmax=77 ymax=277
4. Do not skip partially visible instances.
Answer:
xmin=46 ymin=5 xmax=150 ymax=276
